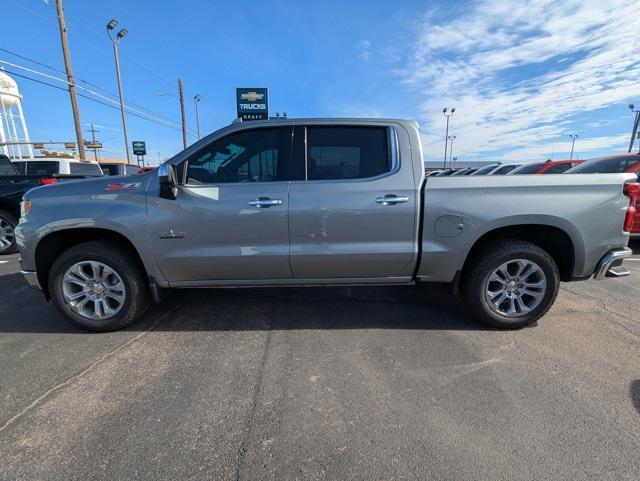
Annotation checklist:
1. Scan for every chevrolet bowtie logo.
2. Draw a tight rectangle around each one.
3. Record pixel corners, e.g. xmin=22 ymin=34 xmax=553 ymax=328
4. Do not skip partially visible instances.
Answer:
xmin=240 ymin=91 xmax=264 ymax=102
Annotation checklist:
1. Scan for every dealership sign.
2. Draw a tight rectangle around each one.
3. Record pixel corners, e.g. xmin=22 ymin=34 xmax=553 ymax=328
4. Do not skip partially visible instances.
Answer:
xmin=236 ymin=88 xmax=268 ymax=121
xmin=132 ymin=141 xmax=147 ymax=156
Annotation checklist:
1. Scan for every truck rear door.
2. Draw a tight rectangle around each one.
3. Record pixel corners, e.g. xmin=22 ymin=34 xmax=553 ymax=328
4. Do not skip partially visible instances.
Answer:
xmin=288 ymin=122 xmax=418 ymax=280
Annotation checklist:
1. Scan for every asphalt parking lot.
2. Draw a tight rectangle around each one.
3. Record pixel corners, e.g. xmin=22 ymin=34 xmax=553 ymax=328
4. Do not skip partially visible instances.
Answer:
xmin=1 ymin=242 xmax=639 ymax=481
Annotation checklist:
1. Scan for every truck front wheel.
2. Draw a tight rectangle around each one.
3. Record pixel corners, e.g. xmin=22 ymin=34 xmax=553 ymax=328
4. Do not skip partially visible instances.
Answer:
xmin=0 ymin=209 xmax=18 ymax=255
xmin=49 ymin=240 xmax=150 ymax=332
xmin=462 ymin=239 xmax=560 ymax=329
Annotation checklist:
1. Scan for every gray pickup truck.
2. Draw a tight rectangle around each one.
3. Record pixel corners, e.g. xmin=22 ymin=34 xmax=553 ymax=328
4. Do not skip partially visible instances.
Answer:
xmin=15 ymin=118 xmax=637 ymax=331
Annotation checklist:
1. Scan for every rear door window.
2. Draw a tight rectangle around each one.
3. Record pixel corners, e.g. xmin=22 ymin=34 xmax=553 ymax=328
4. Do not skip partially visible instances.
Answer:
xmin=306 ymin=126 xmax=390 ymax=180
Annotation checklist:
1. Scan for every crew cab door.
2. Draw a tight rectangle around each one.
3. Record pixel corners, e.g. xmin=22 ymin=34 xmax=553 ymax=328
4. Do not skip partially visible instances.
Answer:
xmin=148 ymin=126 xmax=292 ymax=283
xmin=288 ymin=123 xmax=418 ymax=280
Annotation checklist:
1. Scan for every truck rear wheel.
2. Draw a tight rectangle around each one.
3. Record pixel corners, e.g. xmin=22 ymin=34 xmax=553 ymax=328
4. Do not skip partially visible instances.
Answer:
xmin=49 ymin=240 xmax=150 ymax=332
xmin=0 ymin=209 xmax=18 ymax=255
xmin=462 ymin=239 xmax=560 ymax=329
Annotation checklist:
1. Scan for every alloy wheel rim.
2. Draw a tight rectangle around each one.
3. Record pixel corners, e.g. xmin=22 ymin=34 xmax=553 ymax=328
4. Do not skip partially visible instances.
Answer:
xmin=0 ymin=218 xmax=15 ymax=250
xmin=62 ymin=261 xmax=126 ymax=320
xmin=484 ymin=258 xmax=547 ymax=318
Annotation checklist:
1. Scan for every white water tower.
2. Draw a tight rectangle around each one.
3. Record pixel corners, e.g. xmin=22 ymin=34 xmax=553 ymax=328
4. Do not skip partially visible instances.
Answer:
xmin=0 ymin=71 xmax=33 ymax=159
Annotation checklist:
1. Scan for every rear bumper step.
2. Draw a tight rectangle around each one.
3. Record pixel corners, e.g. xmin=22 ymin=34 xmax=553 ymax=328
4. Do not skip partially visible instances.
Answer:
xmin=593 ymin=248 xmax=633 ymax=280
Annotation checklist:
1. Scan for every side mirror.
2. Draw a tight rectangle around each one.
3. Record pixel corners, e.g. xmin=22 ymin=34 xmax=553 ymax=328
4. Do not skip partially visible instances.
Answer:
xmin=158 ymin=163 xmax=178 ymax=200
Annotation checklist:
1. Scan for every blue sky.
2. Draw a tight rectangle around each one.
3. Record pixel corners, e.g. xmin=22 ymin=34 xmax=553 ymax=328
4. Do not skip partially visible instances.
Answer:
xmin=1 ymin=0 xmax=639 ymax=164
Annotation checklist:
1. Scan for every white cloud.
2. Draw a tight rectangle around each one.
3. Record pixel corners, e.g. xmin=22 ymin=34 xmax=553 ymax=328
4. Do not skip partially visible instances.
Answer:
xmin=398 ymin=0 xmax=640 ymax=162
xmin=356 ymin=39 xmax=372 ymax=61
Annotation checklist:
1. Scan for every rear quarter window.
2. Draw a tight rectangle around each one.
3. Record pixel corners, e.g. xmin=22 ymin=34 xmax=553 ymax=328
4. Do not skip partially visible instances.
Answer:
xmin=69 ymin=162 xmax=103 ymax=176
xmin=25 ymin=161 xmax=59 ymax=175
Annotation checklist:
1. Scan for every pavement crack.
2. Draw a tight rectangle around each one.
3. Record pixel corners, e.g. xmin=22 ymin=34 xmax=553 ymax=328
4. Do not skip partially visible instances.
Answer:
xmin=235 ymin=302 xmax=274 ymax=481
xmin=0 ymin=299 xmax=187 ymax=435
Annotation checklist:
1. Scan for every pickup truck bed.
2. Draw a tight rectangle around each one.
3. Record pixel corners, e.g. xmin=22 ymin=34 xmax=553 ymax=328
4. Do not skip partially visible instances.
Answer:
xmin=15 ymin=118 xmax=637 ymax=331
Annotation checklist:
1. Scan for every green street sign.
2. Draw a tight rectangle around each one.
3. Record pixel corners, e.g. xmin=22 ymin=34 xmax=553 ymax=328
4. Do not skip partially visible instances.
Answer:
xmin=132 ymin=141 xmax=146 ymax=156
xmin=236 ymin=88 xmax=268 ymax=121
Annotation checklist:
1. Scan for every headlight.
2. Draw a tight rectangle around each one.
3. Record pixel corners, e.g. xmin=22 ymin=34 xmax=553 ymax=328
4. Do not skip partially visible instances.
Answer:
xmin=20 ymin=199 xmax=31 ymax=218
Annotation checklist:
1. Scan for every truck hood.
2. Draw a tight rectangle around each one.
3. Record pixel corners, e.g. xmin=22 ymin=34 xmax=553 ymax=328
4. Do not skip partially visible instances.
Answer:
xmin=24 ymin=173 xmax=154 ymax=200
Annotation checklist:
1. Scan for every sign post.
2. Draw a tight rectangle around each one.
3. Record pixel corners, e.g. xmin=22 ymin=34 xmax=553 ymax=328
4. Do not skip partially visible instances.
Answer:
xmin=236 ymin=88 xmax=268 ymax=121
xmin=132 ymin=140 xmax=146 ymax=166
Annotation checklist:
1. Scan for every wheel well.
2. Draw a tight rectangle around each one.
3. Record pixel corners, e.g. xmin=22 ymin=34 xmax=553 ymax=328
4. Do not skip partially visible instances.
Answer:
xmin=35 ymin=228 xmax=147 ymax=297
xmin=461 ymin=224 xmax=575 ymax=282
xmin=0 ymin=200 xmax=18 ymax=219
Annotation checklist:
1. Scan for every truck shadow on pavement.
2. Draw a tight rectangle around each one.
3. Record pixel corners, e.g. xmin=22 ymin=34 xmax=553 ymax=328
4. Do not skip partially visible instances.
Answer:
xmin=630 ymin=239 xmax=640 ymax=255
xmin=0 ymin=271 xmax=501 ymax=333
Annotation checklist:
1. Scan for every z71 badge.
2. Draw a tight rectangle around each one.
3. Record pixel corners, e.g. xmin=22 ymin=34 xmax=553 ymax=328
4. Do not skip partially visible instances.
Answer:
xmin=105 ymin=182 xmax=141 ymax=191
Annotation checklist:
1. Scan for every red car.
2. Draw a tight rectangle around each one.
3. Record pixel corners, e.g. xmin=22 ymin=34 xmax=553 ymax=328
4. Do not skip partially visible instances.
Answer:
xmin=509 ymin=159 xmax=583 ymax=175
xmin=567 ymin=154 xmax=640 ymax=237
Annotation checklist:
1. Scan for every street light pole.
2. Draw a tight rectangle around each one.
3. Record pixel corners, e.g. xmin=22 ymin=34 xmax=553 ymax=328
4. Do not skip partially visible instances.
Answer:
xmin=448 ymin=135 xmax=457 ymax=168
xmin=193 ymin=94 xmax=201 ymax=140
xmin=442 ymin=108 xmax=455 ymax=169
xmin=55 ymin=0 xmax=86 ymax=160
xmin=107 ymin=19 xmax=131 ymax=163
xmin=569 ymin=134 xmax=578 ymax=160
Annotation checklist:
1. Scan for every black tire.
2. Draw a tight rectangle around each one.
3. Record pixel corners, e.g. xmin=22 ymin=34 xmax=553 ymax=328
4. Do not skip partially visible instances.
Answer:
xmin=49 ymin=240 xmax=150 ymax=332
xmin=0 ymin=209 xmax=18 ymax=255
xmin=462 ymin=239 xmax=560 ymax=329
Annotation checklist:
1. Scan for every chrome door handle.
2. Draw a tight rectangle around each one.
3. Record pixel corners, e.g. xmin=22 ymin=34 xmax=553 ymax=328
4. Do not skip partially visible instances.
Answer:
xmin=375 ymin=195 xmax=409 ymax=205
xmin=249 ymin=197 xmax=283 ymax=208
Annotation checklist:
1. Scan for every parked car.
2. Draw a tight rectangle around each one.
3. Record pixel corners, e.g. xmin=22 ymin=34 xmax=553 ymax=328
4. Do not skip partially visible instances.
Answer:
xmin=138 ymin=166 xmax=157 ymax=174
xmin=17 ymin=118 xmax=635 ymax=332
xmin=0 ymin=155 xmax=92 ymax=254
xmin=100 ymin=163 xmax=142 ymax=176
xmin=565 ymin=154 xmax=640 ymax=174
xmin=488 ymin=164 xmax=522 ymax=175
xmin=434 ymin=169 xmax=456 ymax=176
xmin=12 ymin=158 xmax=104 ymax=177
xmin=509 ymin=159 xmax=583 ymax=175
xmin=567 ymin=154 xmax=640 ymax=237
xmin=450 ymin=167 xmax=477 ymax=176
xmin=470 ymin=163 xmax=501 ymax=175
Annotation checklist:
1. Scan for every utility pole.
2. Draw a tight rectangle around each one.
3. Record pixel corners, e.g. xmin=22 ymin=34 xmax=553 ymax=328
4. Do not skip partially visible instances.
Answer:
xmin=442 ymin=108 xmax=455 ymax=169
xmin=569 ymin=134 xmax=578 ymax=160
xmin=628 ymin=104 xmax=640 ymax=153
xmin=178 ymin=78 xmax=187 ymax=149
xmin=193 ymin=94 xmax=202 ymax=140
xmin=87 ymin=123 xmax=100 ymax=161
xmin=55 ymin=0 xmax=86 ymax=160
xmin=107 ymin=19 xmax=131 ymax=162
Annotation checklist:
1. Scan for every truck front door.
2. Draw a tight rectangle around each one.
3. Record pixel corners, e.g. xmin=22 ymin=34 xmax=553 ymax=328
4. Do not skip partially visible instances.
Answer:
xmin=148 ymin=126 xmax=292 ymax=283
xmin=288 ymin=124 xmax=418 ymax=280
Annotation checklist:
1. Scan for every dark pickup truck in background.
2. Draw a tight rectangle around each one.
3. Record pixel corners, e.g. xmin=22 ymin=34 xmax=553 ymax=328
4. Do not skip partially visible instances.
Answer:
xmin=0 ymin=154 xmax=97 ymax=254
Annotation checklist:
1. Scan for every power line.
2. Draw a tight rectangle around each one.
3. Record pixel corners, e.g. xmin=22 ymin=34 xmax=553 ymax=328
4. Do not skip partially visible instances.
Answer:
xmin=0 ymin=48 xmax=186 ymax=125
xmin=0 ymin=59 xmax=196 ymax=134
xmin=1 ymin=68 xmax=187 ymax=134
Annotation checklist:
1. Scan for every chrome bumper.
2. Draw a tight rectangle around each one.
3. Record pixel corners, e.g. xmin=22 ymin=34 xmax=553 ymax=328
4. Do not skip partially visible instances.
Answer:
xmin=21 ymin=270 xmax=41 ymax=290
xmin=593 ymin=248 xmax=633 ymax=281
